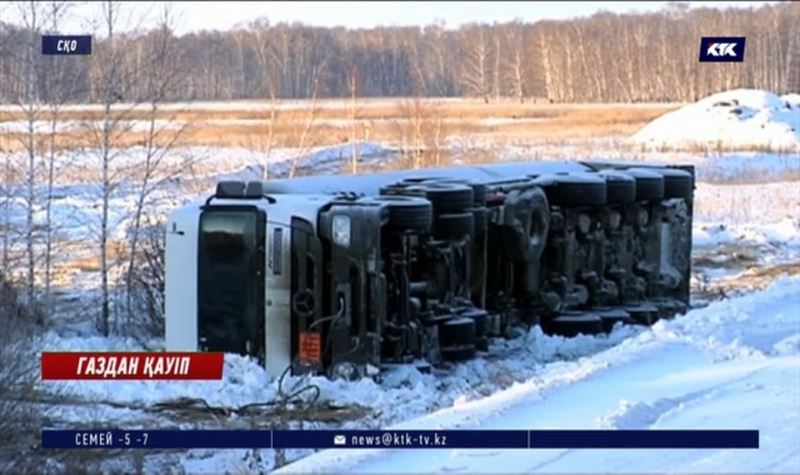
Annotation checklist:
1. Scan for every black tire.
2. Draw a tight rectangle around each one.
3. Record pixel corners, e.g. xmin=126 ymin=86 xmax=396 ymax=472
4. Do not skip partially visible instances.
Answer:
xmin=438 ymin=317 xmax=476 ymax=347
xmin=652 ymin=298 xmax=685 ymax=320
xmin=652 ymin=168 xmax=693 ymax=200
xmin=441 ymin=345 xmax=477 ymax=362
xmin=434 ymin=212 xmax=474 ymax=240
xmin=598 ymin=171 xmax=637 ymax=204
xmin=545 ymin=311 xmax=604 ymax=337
xmin=468 ymin=207 xmax=489 ymax=235
xmin=370 ymin=195 xmax=433 ymax=234
xmin=425 ymin=183 xmax=474 ymax=213
xmin=420 ymin=179 xmax=487 ymax=206
xmin=459 ymin=308 xmax=489 ymax=336
xmin=595 ymin=307 xmax=635 ymax=332
xmin=623 ymin=168 xmax=665 ymax=201
xmin=381 ymin=182 xmax=473 ymax=213
xmin=625 ymin=303 xmax=659 ymax=325
xmin=542 ymin=174 xmax=607 ymax=207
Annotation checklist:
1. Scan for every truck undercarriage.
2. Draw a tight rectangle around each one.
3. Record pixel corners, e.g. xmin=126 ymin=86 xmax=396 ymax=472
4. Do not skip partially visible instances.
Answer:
xmin=165 ymin=160 xmax=694 ymax=379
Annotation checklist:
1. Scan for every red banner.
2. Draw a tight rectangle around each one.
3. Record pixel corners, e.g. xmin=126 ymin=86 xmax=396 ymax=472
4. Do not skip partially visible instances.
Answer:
xmin=41 ymin=352 xmax=225 ymax=380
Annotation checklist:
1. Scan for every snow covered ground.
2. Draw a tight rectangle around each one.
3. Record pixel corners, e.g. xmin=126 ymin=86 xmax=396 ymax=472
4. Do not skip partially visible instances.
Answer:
xmin=632 ymin=89 xmax=800 ymax=152
xmin=280 ymin=276 xmax=800 ymax=474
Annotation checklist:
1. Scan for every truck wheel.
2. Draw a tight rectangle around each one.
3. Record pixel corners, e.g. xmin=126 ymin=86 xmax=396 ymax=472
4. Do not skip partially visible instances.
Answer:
xmin=595 ymin=307 xmax=635 ymax=332
xmin=371 ymin=195 xmax=433 ymax=234
xmin=623 ymin=168 xmax=665 ymax=201
xmin=459 ymin=308 xmax=489 ymax=336
xmin=424 ymin=183 xmax=474 ymax=213
xmin=544 ymin=311 xmax=604 ymax=336
xmin=652 ymin=168 xmax=693 ymax=199
xmin=420 ymin=179 xmax=487 ymax=206
xmin=429 ymin=179 xmax=487 ymax=206
xmin=382 ymin=182 xmax=473 ymax=213
xmin=438 ymin=317 xmax=476 ymax=347
xmin=441 ymin=345 xmax=477 ymax=361
xmin=434 ymin=212 xmax=474 ymax=240
xmin=652 ymin=298 xmax=685 ymax=319
xmin=598 ymin=171 xmax=637 ymax=204
xmin=542 ymin=174 xmax=607 ymax=207
xmin=439 ymin=315 xmax=477 ymax=362
xmin=625 ymin=303 xmax=659 ymax=325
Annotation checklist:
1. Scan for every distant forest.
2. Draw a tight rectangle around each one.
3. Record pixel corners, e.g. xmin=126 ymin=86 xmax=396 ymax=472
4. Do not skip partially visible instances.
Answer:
xmin=1 ymin=1 xmax=798 ymax=104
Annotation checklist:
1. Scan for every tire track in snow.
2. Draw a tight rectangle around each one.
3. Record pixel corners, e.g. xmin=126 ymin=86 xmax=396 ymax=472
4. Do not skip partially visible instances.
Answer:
xmin=595 ymin=365 xmax=769 ymax=430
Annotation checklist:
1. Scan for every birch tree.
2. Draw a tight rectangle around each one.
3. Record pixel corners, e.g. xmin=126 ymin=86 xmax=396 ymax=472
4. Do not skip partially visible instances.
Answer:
xmin=123 ymin=4 xmax=193 ymax=332
xmin=14 ymin=0 xmax=42 ymax=306
xmin=40 ymin=0 xmax=78 ymax=313
xmin=84 ymin=0 xmax=145 ymax=336
xmin=459 ymin=24 xmax=490 ymax=102
xmin=503 ymin=21 xmax=527 ymax=103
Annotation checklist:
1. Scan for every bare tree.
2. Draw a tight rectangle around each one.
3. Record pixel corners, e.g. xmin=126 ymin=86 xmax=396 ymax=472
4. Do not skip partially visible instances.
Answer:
xmin=492 ymin=25 xmax=502 ymax=101
xmin=348 ymin=63 xmax=360 ymax=174
xmin=287 ymin=60 xmax=327 ymax=178
xmin=123 ymin=4 xmax=194 ymax=332
xmin=428 ymin=100 xmax=449 ymax=168
xmin=41 ymin=0 xmax=78 ymax=314
xmin=397 ymin=96 xmax=424 ymax=169
xmin=0 ymin=272 xmax=41 ymax=472
xmin=459 ymin=24 xmax=491 ymax=102
xmin=13 ymin=0 xmax=43 ymax=306
xmin=504 ymin=21 xmax=527 ymax=103
xmin=239 ymin=19 xmax=282 ymax=181
xmin=84 ymin=0 xmax=147 ymax=336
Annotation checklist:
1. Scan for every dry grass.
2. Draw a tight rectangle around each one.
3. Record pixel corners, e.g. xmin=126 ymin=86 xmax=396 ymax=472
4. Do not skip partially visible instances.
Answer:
xmin=695 ymin=260 xmax=800 ymax=303
xmin=0 ymin=99 xmax=680 ymax=152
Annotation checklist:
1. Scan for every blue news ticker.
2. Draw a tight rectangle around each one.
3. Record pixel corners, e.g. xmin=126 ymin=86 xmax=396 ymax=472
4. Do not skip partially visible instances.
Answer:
xmin=42 ymin=429 xmax=759 ymax=450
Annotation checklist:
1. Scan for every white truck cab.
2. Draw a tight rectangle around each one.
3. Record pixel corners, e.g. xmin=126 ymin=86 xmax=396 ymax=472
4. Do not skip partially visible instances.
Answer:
xmin=165 ymin=182 xmax=331 ymax=377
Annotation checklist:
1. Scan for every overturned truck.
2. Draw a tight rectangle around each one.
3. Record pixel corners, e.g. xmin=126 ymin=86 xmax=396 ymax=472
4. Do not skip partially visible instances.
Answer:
xmin=165 ymin=160 xmax=694 ymax=378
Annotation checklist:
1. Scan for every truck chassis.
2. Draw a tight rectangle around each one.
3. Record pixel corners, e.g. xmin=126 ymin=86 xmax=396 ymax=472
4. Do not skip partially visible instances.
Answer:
xmin=165 ymin=160 xmax=694 ymax=379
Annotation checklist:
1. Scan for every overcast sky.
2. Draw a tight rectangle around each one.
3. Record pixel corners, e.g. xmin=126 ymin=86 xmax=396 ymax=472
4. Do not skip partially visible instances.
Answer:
xmin=1 ymin=1 xmax=774 ymax=35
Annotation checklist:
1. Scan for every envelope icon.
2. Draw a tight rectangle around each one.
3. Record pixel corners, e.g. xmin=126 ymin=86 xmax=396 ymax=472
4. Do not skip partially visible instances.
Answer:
xmin=333 ymin=435 xmax=346 ymax=446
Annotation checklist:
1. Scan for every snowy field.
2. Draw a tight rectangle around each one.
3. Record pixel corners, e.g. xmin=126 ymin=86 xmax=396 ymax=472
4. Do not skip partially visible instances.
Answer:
xmin=2 ymin=89 xmax=799 ymax=473
xmin=633 ymin=89 xmax=800 ymax=152
xmin=280 ymin=276 xmax=800 ymax=474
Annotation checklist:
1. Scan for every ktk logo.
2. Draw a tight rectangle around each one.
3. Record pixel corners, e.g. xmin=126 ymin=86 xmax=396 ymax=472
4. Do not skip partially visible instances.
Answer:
xmin=706 ymin=43 xmax=737 ymax=57
xmin=699 ymin=37 xmax=746 ymax=63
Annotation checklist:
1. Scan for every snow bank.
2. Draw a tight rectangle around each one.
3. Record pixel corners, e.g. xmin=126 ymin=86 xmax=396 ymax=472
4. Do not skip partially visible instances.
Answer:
xmin=215 ymin=141 xmax=398 ymax=182
xmin=632 ymin=89 xmax=800 ymax=151
xmin=281 ymin=276 xmax=800 ymax=474
xmin=38 ymin=321 xmax=640 ymax=418
xmin=693 ymin=217 xmax=800 ymax=248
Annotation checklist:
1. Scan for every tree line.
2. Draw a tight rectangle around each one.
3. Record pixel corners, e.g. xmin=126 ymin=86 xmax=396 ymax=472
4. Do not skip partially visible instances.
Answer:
xmin=1 ymin=2 xmax=798 ymax=105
